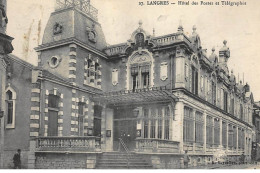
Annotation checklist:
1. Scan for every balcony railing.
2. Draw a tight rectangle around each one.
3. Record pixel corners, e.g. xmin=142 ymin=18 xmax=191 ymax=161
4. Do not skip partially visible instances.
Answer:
xmin=36 ymin=136 xmax=101 ymax=152
xmin=135 ymin=138 xmax=179 ymax=153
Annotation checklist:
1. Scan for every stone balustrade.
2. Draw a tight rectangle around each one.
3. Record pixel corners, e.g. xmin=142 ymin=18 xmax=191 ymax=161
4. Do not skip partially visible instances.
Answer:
xmin=36 ymin=136 xmax=101 ymax=152
xmin=135 ymin=138 xmax=179 ymax=153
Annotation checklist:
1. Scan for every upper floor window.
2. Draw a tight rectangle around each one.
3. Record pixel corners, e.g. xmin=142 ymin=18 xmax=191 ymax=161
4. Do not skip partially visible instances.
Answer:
xmin=240 ymin=104 xmax=244 ymax=121
xmin=5 ymin=87 xmax=16 ymax=129
xmin=191 ymin=66 xmax=198 ymax=95
xmin=84 ymin=56 xmax=102 ymax=88
xmin=47 ymin=94 xmax=60 ymax=136
xmin=212 ymin=81 xmax=216 ymax=105
xmin=78 ymin=102 xmax=85 ymax=136
xmin=128 ymin=51 xmax=152 ymax=91
xmin=131 ymin=64 xmax=150 ymax=90
xmin=223 ymin=91 xmax=228 ymax=112
xmin=183 ymin=107 xmax=194 ymax=143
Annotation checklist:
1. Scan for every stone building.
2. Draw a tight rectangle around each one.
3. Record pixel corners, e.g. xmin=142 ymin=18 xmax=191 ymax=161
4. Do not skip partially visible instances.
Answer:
xmin=1 ymin=0 xmax=255 ymax=169
xmin=0 ymin=0 xmax=14 ymax=168
xmin=253 ymin=102 xmax=260 ymax=161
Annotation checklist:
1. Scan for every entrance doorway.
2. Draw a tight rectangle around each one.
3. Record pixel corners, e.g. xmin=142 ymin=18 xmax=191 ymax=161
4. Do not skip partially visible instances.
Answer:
xmin=113 ymin=108 xmax=137 ymax=151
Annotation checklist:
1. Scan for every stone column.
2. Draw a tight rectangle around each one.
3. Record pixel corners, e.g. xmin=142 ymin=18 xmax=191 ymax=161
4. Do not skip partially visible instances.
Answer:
xmin=226 ymin=123 xmax=229 ymax=152
xmin=219 ymin=118 xmax=223 ymax=148
xmin=174 ymin=101 xmax=184 ymax=152
xmin=174 ymin=46 xmax=185 ymax=88
xmin=193 ymin=111 xmax=196 ymax=153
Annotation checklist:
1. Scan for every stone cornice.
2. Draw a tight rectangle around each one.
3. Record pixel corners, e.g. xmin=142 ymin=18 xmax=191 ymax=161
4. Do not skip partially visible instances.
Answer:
xmin=35 ymin=37 xmax=107 ymax=59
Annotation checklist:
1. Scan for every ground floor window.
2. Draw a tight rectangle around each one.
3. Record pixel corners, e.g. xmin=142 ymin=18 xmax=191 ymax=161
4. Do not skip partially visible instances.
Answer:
xmin=184 ymin=107 xmax=194 ymax=142
xmin=142 ymin=105 xmax=171 ymax=140
xmin=206 ymin=116 xmax=213 ymax=145
xmin=93 ymin=105 xmax=102 ymax=137
xmin=195 ymin=111 xmax=204 ymax=143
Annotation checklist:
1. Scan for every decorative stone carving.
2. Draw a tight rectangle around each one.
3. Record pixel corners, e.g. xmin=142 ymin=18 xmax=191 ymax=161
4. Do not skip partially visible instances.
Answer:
xmin=86 ymin=23 xmax=97 ymax=43
xmin=160 ymin=62 xmax=168 ymax=81
xmin=112 ymin=68 xmax=118 ymax=86
xmin=53 ymin=22 xmax=63 ymax=35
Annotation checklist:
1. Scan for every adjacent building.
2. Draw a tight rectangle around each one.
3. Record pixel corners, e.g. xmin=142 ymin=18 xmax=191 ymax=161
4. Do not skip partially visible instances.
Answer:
xmin=253 ymin=102 xmax=260 ymax=161
xmin=1 ymin=0 xmax=255 ymax=169
xmin=0 ymin=0 xmax=13 ymax=168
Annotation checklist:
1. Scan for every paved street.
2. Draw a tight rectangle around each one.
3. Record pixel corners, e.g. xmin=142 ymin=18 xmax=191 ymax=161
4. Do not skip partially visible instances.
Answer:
xmin=189 ymin=162 xmax=260 ymax=169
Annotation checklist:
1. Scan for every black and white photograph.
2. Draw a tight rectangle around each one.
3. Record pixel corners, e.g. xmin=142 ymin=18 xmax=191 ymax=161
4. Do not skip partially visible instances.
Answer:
xmin=0 ymin=0 xmax=260 ymax=169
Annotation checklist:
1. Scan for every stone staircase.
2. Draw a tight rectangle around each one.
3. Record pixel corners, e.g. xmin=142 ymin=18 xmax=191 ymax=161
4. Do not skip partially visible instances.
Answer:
xmin=96 ymin=152 xmax=153 ymax=169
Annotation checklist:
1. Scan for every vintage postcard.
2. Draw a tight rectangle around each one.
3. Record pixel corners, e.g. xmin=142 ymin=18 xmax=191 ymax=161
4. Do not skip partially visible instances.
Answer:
xmin=0 ymin=0 xmax=260 ymax=169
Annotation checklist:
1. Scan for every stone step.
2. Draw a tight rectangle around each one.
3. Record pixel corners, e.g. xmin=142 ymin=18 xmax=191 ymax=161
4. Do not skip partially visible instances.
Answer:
xmin=96 ymin=165 xmax=153 ymax=169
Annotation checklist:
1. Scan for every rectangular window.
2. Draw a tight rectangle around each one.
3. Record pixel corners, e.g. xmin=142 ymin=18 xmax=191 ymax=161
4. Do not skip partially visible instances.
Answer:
xmin=47 ymin=94 xmax=59 ymax=136
xmin=7 ymin=101 xmax=13 ymax=124
xmin=195 ymin=112 xmax=204 ymax=143
xmin=191 ymin=66 xmax=198 ymax=95
xmin=222 ymin=121 xmax=227 ymax=147
xmin=93 ymin=105 xmax=102 ymax=137
xmin=206 ymin=116 xmax=213 ymax=145
xmin=78 ymin=103 xmax=85 ymax=136
xmin=141 ymin=65 xmax=150 ymax=88
xmin=224 ymin=91 xmax=228 ymax=112
xmin=143 ymin=108 xmax=149 ymax=138
xmin=233 ymin=126 xmax=237 ymax=149
xmin=230 ymin=98 xmax=234 ymax=115
xmin=131 ymin=64 xmax=150 ymax=90
xmin=212 ymin=81 xmax=216 ymax=105
xmin=47 ymin=110 xmax=58 ymax=136
xmin=214 ymin=118 xmax=220 ymax=145
xmin=228 ymin=124 xmax=233 ymax=148
xmin=240 ymin=104 xmax=244 ymax=121
xmin=183 ymin=107 xmax=194 ymax=142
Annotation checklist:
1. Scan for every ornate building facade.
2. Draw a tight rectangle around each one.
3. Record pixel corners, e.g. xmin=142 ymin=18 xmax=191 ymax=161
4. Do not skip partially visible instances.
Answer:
xmin=1 ymin=0 xmax=255 ymax=169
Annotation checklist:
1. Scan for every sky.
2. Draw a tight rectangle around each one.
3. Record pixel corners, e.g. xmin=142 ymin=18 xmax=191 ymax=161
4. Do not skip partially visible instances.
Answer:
xmin=5 ymin=0 xmax=260 ymax=101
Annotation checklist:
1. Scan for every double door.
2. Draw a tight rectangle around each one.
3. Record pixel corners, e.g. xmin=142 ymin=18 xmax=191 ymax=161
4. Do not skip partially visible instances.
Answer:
xmin=114 ymin=119 xmax=136 ymax=151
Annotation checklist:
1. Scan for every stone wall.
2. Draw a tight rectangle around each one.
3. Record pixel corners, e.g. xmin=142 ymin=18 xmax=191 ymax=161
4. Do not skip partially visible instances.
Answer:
xmin=35 ymin=153 xmax=97 ymax=169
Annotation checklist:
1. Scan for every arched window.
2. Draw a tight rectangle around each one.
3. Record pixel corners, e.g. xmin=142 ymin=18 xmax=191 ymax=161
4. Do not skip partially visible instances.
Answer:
xmin=128 ymin=51 xmax=152 ymax=91
xmin=5 ymin=87 xmax=17 ymax=129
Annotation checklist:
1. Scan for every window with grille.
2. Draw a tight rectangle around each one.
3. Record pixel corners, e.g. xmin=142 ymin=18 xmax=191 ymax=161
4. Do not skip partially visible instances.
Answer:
xmin=195 ymin=112 xmax=204 ymax=143
xmin=183 ymin=107 xmax=194 ymax=142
